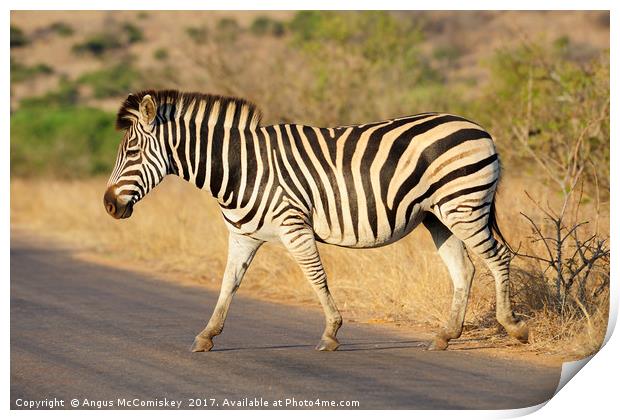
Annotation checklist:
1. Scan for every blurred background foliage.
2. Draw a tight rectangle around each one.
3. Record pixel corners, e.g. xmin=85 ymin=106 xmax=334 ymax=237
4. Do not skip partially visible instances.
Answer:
xmin=11 ymin=106 xmax=118 ymax=177
xmin=10 ymin=10 xmax=609 ymax=194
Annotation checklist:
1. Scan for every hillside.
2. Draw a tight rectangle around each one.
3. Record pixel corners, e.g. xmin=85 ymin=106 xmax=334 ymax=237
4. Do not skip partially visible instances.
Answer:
xmin=10 ymin=11 xmax=609 ymax=116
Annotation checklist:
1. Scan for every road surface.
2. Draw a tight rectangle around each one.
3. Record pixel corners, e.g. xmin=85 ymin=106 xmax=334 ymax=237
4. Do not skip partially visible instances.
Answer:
xmin=11 ymin=234 xmax=561 ymax=409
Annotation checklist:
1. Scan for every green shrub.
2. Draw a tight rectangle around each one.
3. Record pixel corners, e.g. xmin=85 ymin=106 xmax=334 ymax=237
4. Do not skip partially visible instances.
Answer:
xmin=153 ymin=47 xmax=168 ymax=61
xmin=433 ymin=45 xmax=463 ymax=63
xmin=217 ymin=17 xmax=239 ymax=31
xmin=123 ymin=23 xmax=144 ymax=43
xmin=78 ymin=64 xmax=141 ymax=98
xmin=72 ymin=33 xmax=123 ymax=56
xmin=11 ymin=61 xmax=54 ymax=83
xmin=49 ymin=21 xmax=74 ymax=37
xmin=216 ymin=17 xmax=240 ymax=42
xmin=479 ymin=39 xmax=610 ymax=191
xmin=10 ymin=25 xmax=29 ymax=47
xmin=289 ymin=11 xmax=424 ymax=65
xmin=186 ymin=26 xmax=208 ymax=43
xmin=11 ymin=105 xmax=119 ymax=177
xmin=72 ymin=23 xmax=143 ymax=57
xmin=250 ymin=16 xmax=285 ymax=37
xmin=20 ymin=79 xmax=80 ymax=108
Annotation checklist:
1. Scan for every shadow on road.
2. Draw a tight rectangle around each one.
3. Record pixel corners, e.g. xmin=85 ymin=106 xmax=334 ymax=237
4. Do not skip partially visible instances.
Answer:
xmin=212 ymin=340 xmax=428 ymax=352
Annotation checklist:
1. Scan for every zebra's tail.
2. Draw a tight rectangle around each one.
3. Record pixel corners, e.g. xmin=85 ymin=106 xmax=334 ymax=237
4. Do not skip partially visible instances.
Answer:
xmin=489 ymin=200 xmax=513 ymax=254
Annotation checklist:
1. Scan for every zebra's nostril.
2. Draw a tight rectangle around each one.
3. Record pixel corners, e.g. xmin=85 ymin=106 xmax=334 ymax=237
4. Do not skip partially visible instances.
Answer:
xmin=106 ymin=202 xmax=116 ymax=215
xmin=103 ymin=187 xmax=118 ymax=217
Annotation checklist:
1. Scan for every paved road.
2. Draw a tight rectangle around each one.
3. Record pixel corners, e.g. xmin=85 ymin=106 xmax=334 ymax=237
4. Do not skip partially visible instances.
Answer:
xmin=11 ymin=235 xmax=561 ymax=410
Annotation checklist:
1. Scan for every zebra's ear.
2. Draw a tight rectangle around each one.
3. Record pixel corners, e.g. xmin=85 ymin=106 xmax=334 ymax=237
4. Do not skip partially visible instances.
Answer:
xmin=139 ymin=94 xmax=157 ymax=126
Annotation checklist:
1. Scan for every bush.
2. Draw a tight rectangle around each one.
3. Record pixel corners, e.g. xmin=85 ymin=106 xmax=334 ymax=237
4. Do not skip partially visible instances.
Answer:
xmin=153 ymin=47 xmax=168 ymax=61
xmin=186 ymin=26 xmax=208 ymax=43
xmin=72 ymin=33 xmax=123 ymax=56
xmin=479 ymin=39 xmax=610 ymax=192
xmin=10 ymin=25 xmax=29 ymax=47
xmin=78 ymin=64 xmax=141 ymax=98
xmin=11 ymin=105 xmax=119 ymax=177
xmin=290 ymin=11 xmax=424 ymax=65
xmin=11 ymin=61 xmax=54 ymax=83
xmin=433 ymin=45 xmax=463 ymax=63
xmin=72 ymin=23 xmax=144 ymax=57
xmin=250 ymin=16 xmax=285 ymax=37
xmin=49 ymin=21 xmax=74 ymax=37
xmin=20 ymin=79 xmax=80 ymax=108
xmin=216 ymin=18 xmax=240 ymax=42
xmin=123 ymin=23 xmax=144 ymax=43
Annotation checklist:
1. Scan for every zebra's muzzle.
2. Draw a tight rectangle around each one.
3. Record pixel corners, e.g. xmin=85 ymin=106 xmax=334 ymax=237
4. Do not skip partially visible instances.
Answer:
xmin=103 ymin=186 xmax=134 ymax=219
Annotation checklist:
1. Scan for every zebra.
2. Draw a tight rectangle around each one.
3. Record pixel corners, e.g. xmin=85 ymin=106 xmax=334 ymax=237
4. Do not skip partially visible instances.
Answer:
xmin=104 ymin=89 xmax=529 ymax=352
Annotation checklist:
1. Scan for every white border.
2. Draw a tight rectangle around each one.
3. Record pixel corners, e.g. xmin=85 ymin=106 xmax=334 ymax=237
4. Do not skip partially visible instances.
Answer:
xmin=4 ymin=2 xmax=617 ymax=419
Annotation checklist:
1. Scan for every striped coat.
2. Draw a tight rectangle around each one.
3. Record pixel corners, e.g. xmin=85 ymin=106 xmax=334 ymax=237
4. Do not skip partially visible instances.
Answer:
xmin=105 ymin=90 xmax=528 ymax=352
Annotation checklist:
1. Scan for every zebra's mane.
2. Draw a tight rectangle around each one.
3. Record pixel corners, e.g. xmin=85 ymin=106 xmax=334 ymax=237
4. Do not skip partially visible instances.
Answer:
xmin=115 ymin=89 xmax=263 ymax=131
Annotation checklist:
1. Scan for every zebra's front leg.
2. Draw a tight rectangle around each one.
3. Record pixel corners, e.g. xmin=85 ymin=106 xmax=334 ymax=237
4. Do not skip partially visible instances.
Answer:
xmin=191 ymin=233 xmax=263 ymax=352
xmin=280 ymin=223 xmax=342 ymax=351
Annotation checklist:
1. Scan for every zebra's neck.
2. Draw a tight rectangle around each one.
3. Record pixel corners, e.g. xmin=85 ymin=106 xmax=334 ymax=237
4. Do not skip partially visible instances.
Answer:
xmin=156 ymin=92 xmax=262 ymax=204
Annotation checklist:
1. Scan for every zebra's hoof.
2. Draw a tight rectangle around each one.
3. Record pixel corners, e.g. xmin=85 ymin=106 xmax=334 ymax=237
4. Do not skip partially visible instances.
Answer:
xmin=190 ymin=336 xmax=214 ymax=352
xmin=315 ymin=336 xmax=340 ymax=351
xmin=427 ymin=337 xmax=449 ymax=351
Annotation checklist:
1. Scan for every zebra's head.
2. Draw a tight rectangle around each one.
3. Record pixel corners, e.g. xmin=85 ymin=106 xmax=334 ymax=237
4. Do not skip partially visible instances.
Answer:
xmin=104 ymin=93 xmax=168 ymax=219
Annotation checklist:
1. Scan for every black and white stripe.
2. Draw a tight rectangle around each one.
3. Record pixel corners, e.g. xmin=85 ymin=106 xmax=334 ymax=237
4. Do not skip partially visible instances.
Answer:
xmin=106 ymin=90 xmax=528 ymax=352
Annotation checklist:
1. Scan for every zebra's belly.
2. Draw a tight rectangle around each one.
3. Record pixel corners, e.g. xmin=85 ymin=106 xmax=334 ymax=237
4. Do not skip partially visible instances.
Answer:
xmin=312 ymin=204 xmax=426 ymax=249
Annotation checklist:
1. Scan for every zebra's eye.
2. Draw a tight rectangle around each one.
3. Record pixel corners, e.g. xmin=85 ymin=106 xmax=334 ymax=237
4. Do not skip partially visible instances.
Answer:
xmin=126 ymin=149 xmax=140 ymax=158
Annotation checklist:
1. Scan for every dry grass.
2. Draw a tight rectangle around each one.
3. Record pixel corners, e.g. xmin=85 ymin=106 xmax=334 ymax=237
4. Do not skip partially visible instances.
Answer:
xmin=10 ymin=175 xmax=609 ymax=360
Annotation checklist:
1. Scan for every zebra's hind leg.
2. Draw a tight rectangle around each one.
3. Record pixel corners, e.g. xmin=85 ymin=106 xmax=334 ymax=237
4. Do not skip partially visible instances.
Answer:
xmin=440 ymin=212 xmax=529 ymax=344
xmin=423 ymin=214 xmax=475 ymax=350
xmin=280 ymin=223 xmax=342 ymax=351
xmin=190 ymin=233 xmax=263 ymax=352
